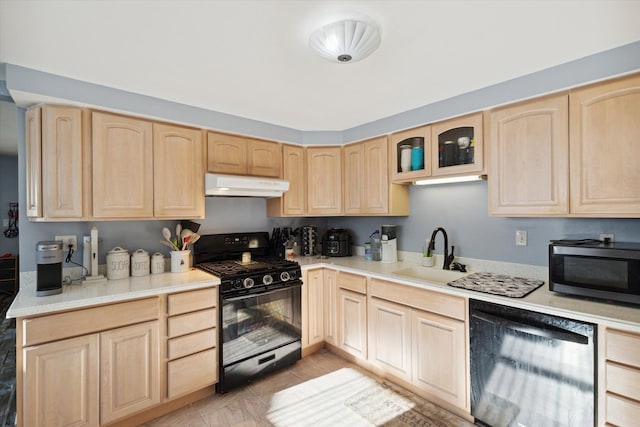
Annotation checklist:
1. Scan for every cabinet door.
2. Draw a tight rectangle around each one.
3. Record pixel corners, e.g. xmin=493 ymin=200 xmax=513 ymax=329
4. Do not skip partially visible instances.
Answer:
xmin=364 ymin=137 xmax=390 ymax=214
xmin=41 ymin=105 xmax=85 ymax=218
xmin=488 ymin=95 xmax=569 ymax=216
xmin=368 ymin=297 xmax=412 ymax=381
xmin=323 ymin=269 xmax=338 ymax=346
xmin=412 ymin=309 xmax=467 ymax=409
xmin=390 ymin=125 xmax=432 ymax=182
xmin=307 ymin=146 xmax=343 ymax=215
xmin=343 ymin=142 xmax=365 ymax=215
xmin=100 ymin=321 xmax=160 ymax=424
xmin=306 ymin=269 xmax=324 ymax=346
xmin=570 ymin=74 xmax=640 ymax=216
xmin=154 ymin=123 xmax=204 ymax=218
xmin=247 ymin=138 xmax=282 ymax=177
xmin=23 ymin=334 xmax=99 ymax=427
xmin=338 ymin=288 xmax=367 ymax=359
xmin=25 ymin=107 xmax=42 ymax=218
xmin=207 ymin=132 xmax=247 ymax=174
xmin=92 ymin=112 xmax=154 ymax=218
xmin=431 ymin=113 xmax=484 ymax=176
xmin=283 ymin=144 xmax=306 ymax=215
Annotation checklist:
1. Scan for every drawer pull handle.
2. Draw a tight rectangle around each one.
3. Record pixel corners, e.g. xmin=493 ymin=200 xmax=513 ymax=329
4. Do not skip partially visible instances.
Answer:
xmin=259 ymin=354 xmax=276 ymax=365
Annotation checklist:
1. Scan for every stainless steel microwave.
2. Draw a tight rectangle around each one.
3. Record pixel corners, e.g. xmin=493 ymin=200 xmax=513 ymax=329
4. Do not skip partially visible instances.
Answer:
xmin=549 ymin=240 xmax=640 ymax=305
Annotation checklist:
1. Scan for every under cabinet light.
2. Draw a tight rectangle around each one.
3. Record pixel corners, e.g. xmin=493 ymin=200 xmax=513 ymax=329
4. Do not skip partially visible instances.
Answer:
xmin=414 ymin=175 xmax=486 ymax=186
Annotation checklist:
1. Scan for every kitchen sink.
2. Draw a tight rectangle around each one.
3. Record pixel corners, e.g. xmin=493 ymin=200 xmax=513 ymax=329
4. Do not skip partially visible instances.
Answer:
xmin=392 ymin=266 xmax=468 ymax=284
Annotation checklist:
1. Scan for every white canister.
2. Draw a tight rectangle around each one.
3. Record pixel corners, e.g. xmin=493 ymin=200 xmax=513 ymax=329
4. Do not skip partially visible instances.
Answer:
xmin=151 ymin=252 xmax=165 ymax=274
xmin=131 ymin=249 xmax=150 ymax=277
xmin=170 ymin=250 xmax=191 ymax=273
xmin=106 ymin=247 xmax=130 ymax=280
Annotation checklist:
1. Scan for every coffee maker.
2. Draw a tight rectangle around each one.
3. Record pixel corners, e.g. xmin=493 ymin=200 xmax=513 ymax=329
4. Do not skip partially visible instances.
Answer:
xmin=381 ymin=225 xmax=398 ymax=263
xmin=36 ymin=241 xmax=63 ymax=296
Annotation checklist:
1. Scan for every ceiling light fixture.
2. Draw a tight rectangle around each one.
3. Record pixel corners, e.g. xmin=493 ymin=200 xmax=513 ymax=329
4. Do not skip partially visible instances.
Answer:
xmin=309 ymin=19 xmax=381 ymax=63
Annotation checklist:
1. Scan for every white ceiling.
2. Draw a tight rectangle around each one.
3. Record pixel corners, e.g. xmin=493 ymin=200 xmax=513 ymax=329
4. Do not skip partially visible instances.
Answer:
xmin=1 ymin=0 xmax=640 ymax=135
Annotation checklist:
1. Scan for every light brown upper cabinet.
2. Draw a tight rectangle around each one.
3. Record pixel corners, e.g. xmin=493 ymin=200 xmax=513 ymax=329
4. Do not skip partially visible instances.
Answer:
xmin=153 ymin=123 xmax=204 ymax=218
xmin=389 ymin=125 xmax=432 ymax=183
xmin=92 ymin=112 xmax=204 ymax=219
xmin=26 ymin=105 xmax=90 ymax=221
xmin=92 ymin=112 xmax=155 ymax=218
xmin=207 ymin=131 xmax=281 ymax=178
xmin=343 ymin=137 xmax=408 ymax=216
xmin=488 ymin=95 xmax=569 ymax=216
xmin=267 ymin=144 xmax=306 ymax=216
xmin=389 ymin=113 xmax=484 ymax=184
xmin=431 ymin=113 xmax=484 ymax=176
xmin=306 ymin=146 xmax=343 ymax=215
xmin=569 ymin=74 xmax=640 ymax=216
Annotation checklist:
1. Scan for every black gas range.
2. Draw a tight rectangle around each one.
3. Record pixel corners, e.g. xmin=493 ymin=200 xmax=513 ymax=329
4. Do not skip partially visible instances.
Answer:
xmin=193 ymin=232 xmax=302 ymax=393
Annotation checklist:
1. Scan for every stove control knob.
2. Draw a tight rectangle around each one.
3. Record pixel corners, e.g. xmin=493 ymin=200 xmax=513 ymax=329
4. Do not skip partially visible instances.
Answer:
xmin=243 ymin=278 xmax=254 ymax=289
xmin=280 ymin=271 xmax=290 ymax=282
xmin=289 ymin=271 xmax=297 ymax=280
xmin=263 ymin=274 xmax=273 ymax=285
xmin=234 ymin=279 xmax=243 ymax=288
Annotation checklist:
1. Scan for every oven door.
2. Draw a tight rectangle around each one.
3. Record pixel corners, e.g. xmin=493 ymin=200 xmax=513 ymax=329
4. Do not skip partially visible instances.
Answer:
xmin=219 ymin=283 xmax=302 ymax=392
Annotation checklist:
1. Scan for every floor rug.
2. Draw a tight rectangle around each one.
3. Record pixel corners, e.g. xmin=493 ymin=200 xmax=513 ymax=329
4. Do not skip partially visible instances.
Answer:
xmin=266 ymin=368 xmax=473 ymax=427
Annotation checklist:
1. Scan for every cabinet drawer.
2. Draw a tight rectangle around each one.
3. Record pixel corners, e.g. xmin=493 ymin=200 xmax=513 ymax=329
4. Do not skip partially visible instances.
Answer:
xmin=167 ymin=328 xmax=216 ymax=360
xmin=606 ymin=362 xmax=640 ymax=401
xmin=167 ymin=348 xmax=217 ymax=399
xmin=167 ymin=308 xmax=217 ymax=338
xmin=606 ymin=392 xmax=640 ymax=427
xmin=337 ymin=271 xmax=367 ymax=294
xmin=369 ymin=279 xmax=466 ymax=321
xmin=606 ymin=329 xmax=640 ymax=368
xmin=167 ymin=287 xmax=217 ymax=316
xmin=23 ymin=298 xmax=159 ymax=346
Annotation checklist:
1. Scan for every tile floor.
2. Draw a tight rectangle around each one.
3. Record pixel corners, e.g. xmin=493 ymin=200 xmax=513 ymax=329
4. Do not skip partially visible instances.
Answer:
xmin=0 ymin=292 xmax=16 ymax=427
xmin=142 ymin=349 xmax=475 ymax=427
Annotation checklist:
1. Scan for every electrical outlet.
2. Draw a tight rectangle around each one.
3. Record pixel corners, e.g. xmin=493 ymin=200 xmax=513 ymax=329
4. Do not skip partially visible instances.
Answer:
xmin=2 ymin=219 xmax=8 ymax=227
xmin=600 ymin=233 xmax=614 ymax=243
xmin=516 ymin=230 xmax=527 ymax=246
xmin=55 ymin=235 xmax=77 ymax=251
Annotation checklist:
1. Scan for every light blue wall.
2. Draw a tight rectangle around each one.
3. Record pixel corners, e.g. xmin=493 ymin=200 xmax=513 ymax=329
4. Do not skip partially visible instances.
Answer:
xmin=9 ymin=40 xmax=640 ymax=271
xmin=328 ymin=182 xmax=640 ymax=266
xmin=0 ymin=155 xmax=19 ymax=256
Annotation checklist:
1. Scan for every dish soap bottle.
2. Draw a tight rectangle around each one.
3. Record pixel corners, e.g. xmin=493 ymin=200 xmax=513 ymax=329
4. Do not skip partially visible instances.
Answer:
xmin=370 ymin=230 xmax=382 ymax=261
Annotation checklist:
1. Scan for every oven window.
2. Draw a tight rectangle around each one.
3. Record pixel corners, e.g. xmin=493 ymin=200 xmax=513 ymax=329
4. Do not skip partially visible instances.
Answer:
xmin=564 ymin=257 xmax=628 ymax=289
xmin=221 ymin=286 xmax=302 ymax=366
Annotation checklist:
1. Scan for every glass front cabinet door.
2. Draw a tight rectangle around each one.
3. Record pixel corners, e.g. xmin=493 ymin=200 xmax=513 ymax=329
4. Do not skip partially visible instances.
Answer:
xmin=431 ymin=113 xmax=484 ymax=176
xmin=389 ymin=125 xmax=431 ymax=183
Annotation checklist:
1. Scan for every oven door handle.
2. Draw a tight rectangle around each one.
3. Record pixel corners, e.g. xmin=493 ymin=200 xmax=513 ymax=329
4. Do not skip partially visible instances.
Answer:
xmin=223 ymin=282 xmax=302 ymax=302
xmin=472 ymin=310 xmax=589 ymax=345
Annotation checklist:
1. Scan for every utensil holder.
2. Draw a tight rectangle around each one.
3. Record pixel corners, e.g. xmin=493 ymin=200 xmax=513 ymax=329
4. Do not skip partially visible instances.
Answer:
xmin=170 ymin=250 xmax=191 ymax=273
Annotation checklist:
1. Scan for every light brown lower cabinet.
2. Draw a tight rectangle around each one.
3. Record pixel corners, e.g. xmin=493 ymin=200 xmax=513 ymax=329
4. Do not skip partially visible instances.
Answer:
xmin=367 ymin=278 xmax=468 ymax=411
xmin=100 ymin=321 xmax=160 ymax=424
xmin=18 ymin=289 xmax=220 ymax=427
xmin=323 ymin=269 xmax=338 ymax=346
xmin=336 ymin=271 xmax=368 ymax=359
xmin=23 ymin=334 xmax=100 ymax=427
xmin=165 ymin=287 xmax=218 ymax=400
xmin=603 ymin=327 xmax=640 ymax=426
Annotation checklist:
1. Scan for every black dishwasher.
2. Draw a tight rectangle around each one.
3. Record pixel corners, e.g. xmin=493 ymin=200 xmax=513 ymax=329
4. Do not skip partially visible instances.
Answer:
xmin=470 ymin=299 xmax=596 ymax=427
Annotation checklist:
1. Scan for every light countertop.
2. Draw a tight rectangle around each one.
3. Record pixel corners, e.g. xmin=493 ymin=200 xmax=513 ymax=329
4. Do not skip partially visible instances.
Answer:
xmin=7 ymin=268 xmax=220 ymax=318
xmin=295 ymin=254 xmax=640 ymax=331
xmin=9 ymin=254 xmax=640 ymax=332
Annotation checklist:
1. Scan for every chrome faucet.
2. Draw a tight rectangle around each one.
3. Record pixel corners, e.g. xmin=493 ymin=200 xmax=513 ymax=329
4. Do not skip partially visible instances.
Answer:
xmin=427 ymin=227 xmax=455 ymax=270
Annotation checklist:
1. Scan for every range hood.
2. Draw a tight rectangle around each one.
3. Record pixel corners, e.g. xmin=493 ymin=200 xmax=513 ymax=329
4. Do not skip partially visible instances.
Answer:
xmin=205 ymin=173 xmax=289 ymax=198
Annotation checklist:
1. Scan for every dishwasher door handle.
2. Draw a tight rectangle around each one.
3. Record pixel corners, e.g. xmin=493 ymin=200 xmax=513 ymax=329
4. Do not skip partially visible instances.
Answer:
xmin=472 ymin=310 xmax=589 ymax=345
